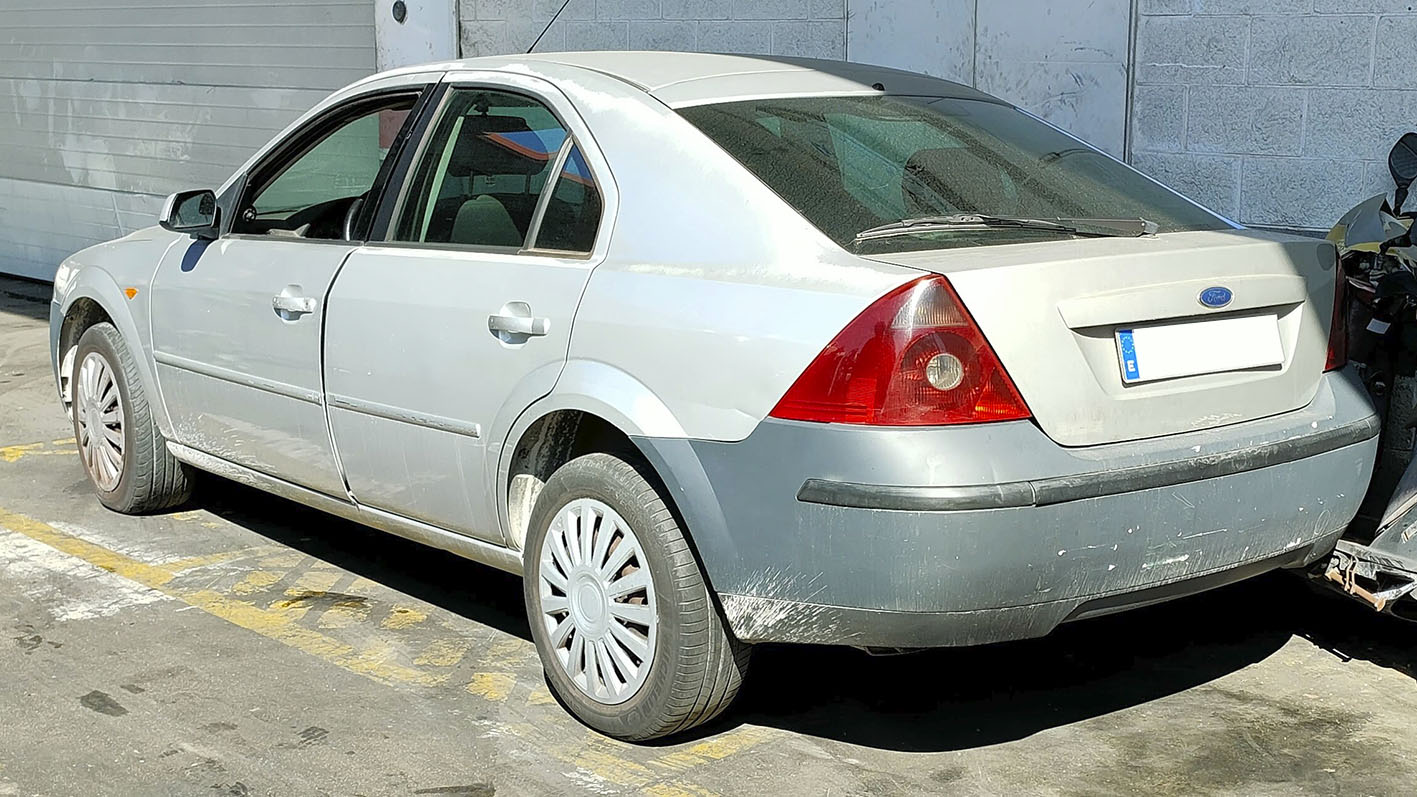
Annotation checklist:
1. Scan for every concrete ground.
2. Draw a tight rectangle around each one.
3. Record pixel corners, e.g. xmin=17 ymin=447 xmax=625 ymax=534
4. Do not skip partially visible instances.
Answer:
xmin=2 ymin=275 xmax=1416 ymax=797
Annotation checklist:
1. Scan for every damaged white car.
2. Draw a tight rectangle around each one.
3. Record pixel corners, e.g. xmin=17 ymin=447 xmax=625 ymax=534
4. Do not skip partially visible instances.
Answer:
xmin=50 ymin=52 xmax=1376 ymax=740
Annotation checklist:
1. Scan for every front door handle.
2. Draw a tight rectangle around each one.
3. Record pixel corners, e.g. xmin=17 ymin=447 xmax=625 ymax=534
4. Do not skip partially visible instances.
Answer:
xmin=489 ymin=301 xmax=550 ymax=339
xmin=272 ymin=293 xmax=318 ymax=317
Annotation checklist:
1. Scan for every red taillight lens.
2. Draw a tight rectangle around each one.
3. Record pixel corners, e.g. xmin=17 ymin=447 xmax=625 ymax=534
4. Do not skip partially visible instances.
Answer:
xmin=770 ymin=275 xmax=1031 ymax=426
xmin=1325 ymin=258 xmax=1348 ymax=372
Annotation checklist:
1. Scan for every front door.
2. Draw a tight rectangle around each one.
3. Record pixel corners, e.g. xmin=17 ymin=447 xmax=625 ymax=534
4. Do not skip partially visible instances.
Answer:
xmin=324 ymin=78 xmax=609 ymax=542
xmin=150 ymin=88 xmax=424 ymax=496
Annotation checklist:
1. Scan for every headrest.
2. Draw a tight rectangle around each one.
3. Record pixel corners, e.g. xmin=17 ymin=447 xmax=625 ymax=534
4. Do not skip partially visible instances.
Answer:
xmin=903 ymin=147 xmax=1009 ymax=216
xmin=446 ymin=114 xmax=550 ymax=177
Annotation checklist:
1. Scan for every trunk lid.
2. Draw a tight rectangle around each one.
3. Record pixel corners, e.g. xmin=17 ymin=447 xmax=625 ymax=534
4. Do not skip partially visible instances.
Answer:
xmin=866 ymin=230 xmax=1339 ymax=447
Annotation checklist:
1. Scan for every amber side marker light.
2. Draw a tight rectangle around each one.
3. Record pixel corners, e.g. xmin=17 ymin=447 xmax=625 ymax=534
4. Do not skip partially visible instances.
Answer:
xmin=123 ymin=287 xmax=139 ymax=299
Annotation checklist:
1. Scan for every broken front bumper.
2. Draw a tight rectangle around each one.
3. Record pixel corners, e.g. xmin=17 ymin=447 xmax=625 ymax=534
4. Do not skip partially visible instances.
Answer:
xmin=637 ymin=370 xmax=1378 ymax=648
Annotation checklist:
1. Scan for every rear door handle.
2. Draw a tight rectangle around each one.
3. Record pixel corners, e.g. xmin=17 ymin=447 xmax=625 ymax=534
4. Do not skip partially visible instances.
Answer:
xmin=489 ymin=301 xmax=550 ymax=339
xmin=272 ymin=294 xmax=318 ymax=316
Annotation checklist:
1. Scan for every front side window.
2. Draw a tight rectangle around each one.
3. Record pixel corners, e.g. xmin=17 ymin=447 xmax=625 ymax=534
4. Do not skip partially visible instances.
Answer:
xmin=393 ymin=88 xmax=590 ymax=250
xmin=679 ymin=95 xmax=1231 ymax=253
xmin=235 ymin=95 xmax=416 ymax=240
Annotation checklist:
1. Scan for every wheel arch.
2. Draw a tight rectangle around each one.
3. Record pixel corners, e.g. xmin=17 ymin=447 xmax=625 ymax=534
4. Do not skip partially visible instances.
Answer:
xmin=56 ymin=272 xmax=169 ymax=437
xmin=497 ymin=364 xmax=740 ymax=594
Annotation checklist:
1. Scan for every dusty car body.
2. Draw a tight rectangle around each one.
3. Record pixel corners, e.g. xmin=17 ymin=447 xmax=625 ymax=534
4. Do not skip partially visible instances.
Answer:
xmin=49 ymin=52 xmax=1377 ymax=739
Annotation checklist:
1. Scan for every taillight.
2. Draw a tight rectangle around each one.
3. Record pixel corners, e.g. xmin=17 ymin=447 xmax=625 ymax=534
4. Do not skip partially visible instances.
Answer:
xmin=1325 ymin=257 xmax=1348 ymax=372
xmin=770 ymin=275 xmax=1031 ymax=426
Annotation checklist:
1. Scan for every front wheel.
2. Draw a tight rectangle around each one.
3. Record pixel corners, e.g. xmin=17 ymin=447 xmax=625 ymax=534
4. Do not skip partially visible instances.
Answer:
xmin=71 ymin=323 xmax=192 ymax=513
xmin=523 ymin=452 xmax=750 ymax=741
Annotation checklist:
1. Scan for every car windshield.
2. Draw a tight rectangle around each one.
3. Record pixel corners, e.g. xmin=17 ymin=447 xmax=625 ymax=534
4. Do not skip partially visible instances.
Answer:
xmin=678 ymin=95 xmax=1233 ymax=253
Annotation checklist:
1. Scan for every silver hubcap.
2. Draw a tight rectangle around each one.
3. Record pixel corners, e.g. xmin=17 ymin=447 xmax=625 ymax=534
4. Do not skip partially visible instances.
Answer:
xmin=76 ymin=352 xmax=124 ymax=492
xmin=537 ymin=498 xmax=657 ymax=705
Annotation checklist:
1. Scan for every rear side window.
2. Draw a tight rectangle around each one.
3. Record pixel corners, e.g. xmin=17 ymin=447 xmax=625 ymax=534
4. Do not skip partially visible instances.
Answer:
xmin=679 ymin=95 xmax=1229 ymax=253
xmin=530 ymin=145 xmax=602 ymax=254
xmin=391 ymin=88 xmax=601 ymax=253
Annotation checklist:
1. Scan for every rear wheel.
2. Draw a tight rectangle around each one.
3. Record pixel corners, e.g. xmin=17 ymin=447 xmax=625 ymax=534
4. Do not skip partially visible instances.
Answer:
xmin=523 ymin=452 xmax=750 ymax=740
xmin=71 ymin=323 xmax=192 ymax=513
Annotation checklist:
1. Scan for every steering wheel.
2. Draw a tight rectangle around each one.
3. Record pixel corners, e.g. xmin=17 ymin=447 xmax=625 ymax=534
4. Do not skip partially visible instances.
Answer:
xmin=343 ymin=196 xmax=366 ymax=242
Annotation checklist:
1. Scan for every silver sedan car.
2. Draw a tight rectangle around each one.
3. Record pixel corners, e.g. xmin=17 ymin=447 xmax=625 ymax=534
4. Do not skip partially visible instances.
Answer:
xmin=49 ymin=52 xmax=1377 ymax=740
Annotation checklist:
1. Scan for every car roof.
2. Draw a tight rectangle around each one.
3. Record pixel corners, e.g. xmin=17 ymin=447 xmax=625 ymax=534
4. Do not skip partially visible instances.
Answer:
xmin=442 ymin=51 xmax=1004 ymax=108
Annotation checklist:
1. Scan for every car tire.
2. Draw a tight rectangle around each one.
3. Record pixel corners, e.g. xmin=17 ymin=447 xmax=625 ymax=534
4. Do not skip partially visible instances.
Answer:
xmin=523 ymin=452 xmax=750 ymax=741
xmin=71 ymin=323 xmax=193 ymax=513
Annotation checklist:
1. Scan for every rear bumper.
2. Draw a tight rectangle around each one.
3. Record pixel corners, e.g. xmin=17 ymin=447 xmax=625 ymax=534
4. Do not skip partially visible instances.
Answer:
xmin=635 ymin=370 xmax=1377 ymax=647
xmin=796 ymin=414 xmax=1377 ymax=512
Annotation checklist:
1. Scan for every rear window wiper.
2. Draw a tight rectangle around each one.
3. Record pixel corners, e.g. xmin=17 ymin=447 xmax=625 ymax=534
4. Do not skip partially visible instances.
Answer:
xmin=853 ymin=214 xmax=1159 ymax=244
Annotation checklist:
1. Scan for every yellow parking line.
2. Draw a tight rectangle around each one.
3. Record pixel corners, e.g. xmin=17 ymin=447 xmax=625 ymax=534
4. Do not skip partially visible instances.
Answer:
xmin=465 ymin=672 xmax=515 ymax=700
xmin=0 ymin=508 xmax=179 ymax=588
xmin=163 ymin=546 xmax=280 ymax=573
xmin=231 ymin=570 xmax=285 ymax=596
xmin=0 ymin=442 xmax=71 ymax=462
xmin=0 ymin=505 xmax=764 ymax=794
xmin=650 ymin=727 xmax=776 ymax=772
xmin=317 ymin=596 xmax=372 ymax=629
xmin=0 ymin=507 xmax=432 ymax=687
xmin=289 ymin=570 xmax=341 ymax=594
xmin=381 ymin=605 xmax=428 ymax=630
xmin=415 ymin=638 xmax=472 ymax=667
xmin=0 ymin=443 xmax=43 ymax=462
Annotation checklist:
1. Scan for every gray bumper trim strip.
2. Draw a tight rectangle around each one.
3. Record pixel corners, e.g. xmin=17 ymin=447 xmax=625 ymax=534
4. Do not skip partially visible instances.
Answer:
xmin=797 ymin=414 xmax=1381 ymax=512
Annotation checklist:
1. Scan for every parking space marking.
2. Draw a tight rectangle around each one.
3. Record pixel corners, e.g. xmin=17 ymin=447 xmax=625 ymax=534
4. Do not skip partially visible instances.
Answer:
xmin=415 ymin=637 xmax=473 ymax=667
xmin=0 ymin=506 xmax=436 ymax=687
xmin=0 ymin=503 xmax=773 ymax=795
xmin=381 ymin=604 xmax=428 ymax=629
xmin=161 ymin=547 xmax=282 ymax=573
xmin=465 ymin=672 xmax=516 ymax=700
xmin=231 ymin=570 xmax=285 ymax=596
xmin=650 ymin=727 xmax=776 ymax=772
xmin=0 ymin=438 xmax=75 ymax=463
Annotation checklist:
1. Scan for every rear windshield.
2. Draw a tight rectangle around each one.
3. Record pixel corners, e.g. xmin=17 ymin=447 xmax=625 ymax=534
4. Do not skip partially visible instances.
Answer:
xmin=679 ymin=95 xmax=1232 ymax=253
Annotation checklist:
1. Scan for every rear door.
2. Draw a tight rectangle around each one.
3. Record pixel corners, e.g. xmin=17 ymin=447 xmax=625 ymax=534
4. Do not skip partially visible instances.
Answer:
xmin=150 ymin=79 xmax=431 ymax=495
xmin=323 ymin=73 xmax=611 ymax=543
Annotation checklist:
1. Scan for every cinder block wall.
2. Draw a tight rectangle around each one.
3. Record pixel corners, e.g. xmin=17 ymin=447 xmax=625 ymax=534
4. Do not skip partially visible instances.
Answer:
xmin=464 ymin=0 xmax=1406 ymax=232
xmin=459 ymin=0 xmax=1132 ymax=156
xmin=1131 ymin=2 xmax=1415 ymax=229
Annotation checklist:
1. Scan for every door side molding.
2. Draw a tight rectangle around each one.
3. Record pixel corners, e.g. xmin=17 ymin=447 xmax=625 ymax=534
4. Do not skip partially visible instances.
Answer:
xmin=153 ymin=350 xmax=323 ymax=404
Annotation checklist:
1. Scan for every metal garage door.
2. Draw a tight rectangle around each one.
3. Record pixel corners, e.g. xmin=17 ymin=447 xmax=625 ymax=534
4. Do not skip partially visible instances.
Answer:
xmin=0 ymin=0 xmax=375 ymax=281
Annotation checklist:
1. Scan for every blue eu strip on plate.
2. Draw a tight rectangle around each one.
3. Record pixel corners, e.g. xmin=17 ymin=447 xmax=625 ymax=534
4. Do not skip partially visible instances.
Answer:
xmin=1118 ymin=329 xmax=1140 ymax=382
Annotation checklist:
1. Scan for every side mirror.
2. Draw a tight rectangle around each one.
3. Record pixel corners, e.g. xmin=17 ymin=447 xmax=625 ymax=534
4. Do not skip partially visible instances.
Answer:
xmin=1388 ymin=133 xmax=1417 ymax=213
xmin=159 ymin=189 xmax=219 ymax=239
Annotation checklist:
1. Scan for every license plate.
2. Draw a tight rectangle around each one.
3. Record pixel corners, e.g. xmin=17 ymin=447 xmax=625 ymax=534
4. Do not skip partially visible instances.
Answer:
xmin=1117 ymin=314 xmax=1284 ymax=384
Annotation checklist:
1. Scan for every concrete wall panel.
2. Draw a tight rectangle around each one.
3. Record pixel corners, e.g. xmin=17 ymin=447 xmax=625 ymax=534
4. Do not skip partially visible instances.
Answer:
xmin=0 ymin=0 xmax=376 ymax=280
xmin=458 ymin=0 xmax=843 ymax=57
xmin=845 ymin=0 xmax=973 ymax=84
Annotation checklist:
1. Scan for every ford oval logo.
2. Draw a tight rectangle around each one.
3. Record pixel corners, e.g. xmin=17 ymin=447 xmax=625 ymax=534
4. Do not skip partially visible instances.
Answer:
xmin=1199 ymin=286 xmax=1233 ymax=309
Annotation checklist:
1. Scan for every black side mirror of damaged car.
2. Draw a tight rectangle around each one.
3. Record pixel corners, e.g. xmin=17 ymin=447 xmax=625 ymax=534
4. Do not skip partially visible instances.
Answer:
xmin=160 ymin=189 xmax=220 ymax=240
